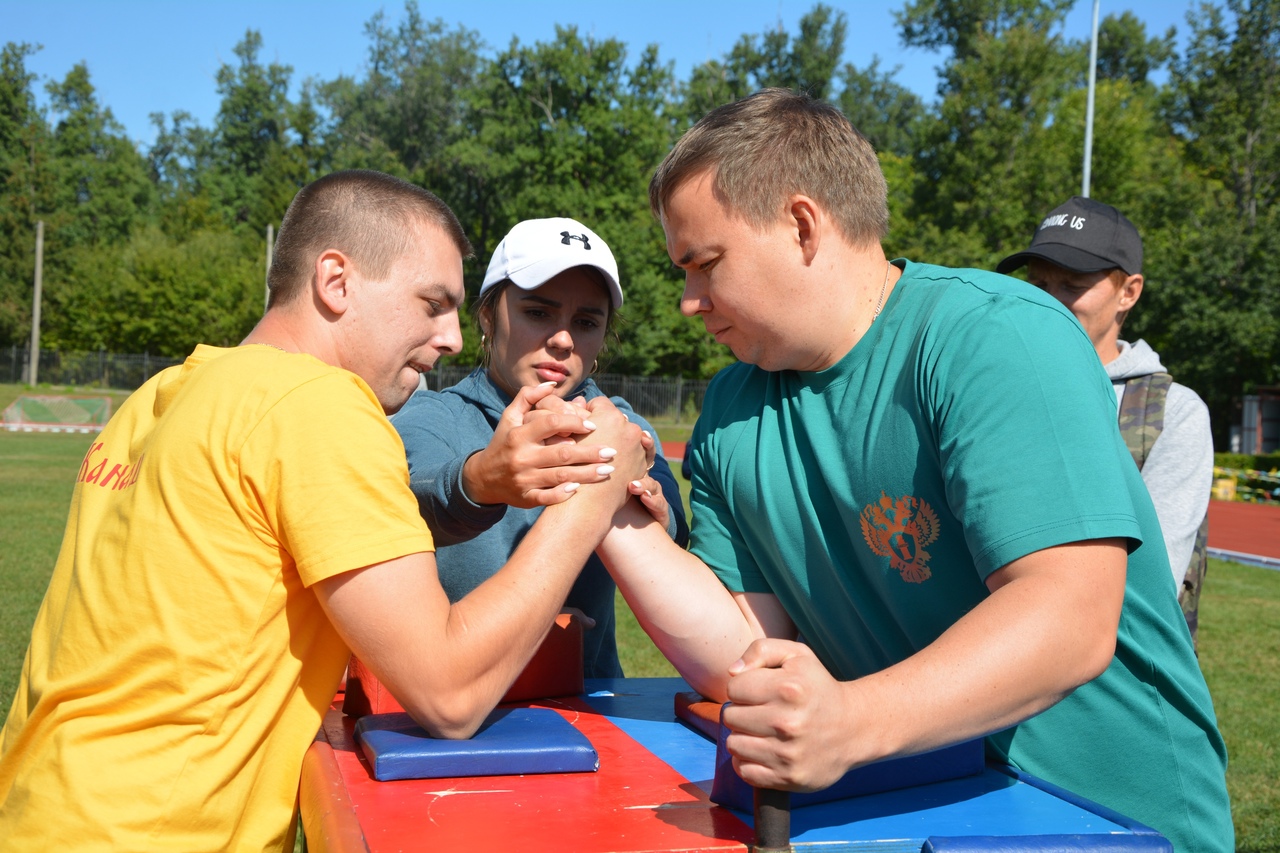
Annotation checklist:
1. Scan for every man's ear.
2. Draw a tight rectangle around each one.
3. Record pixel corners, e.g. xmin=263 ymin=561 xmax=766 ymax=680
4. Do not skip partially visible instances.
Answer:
xmin=1118 ymin=273 xmax=1143 ymax=311
xmin=789 ymin=195 xmax=822 ymax=265
xmin=313 ymin=249 xmax=353 ymax=316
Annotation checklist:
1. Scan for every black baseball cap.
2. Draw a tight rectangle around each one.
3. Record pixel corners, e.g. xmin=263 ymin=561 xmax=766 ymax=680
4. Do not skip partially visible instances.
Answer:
xmin=996 ymin=196 xmax=1143 ymax=275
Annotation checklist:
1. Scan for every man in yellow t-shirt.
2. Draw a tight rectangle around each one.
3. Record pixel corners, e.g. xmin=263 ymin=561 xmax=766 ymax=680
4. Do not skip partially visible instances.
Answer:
xmin=0 ymin=170 xmax=646 ymax=851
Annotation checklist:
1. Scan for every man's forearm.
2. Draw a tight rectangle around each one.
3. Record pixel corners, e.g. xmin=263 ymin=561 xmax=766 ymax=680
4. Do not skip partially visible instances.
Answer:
xmin=409 ymin=395 xmax=647 ymax=732
xmin=836 ymin=540 xmax=1124 ymax=773
xmin=722 ymin=539 xmax=1127 ymax=793
xmin=597 ymin=500 xmax=760 ymax=698
xmin=318 ymin=476 xmax=637 ymax=739
xmin=426 ymin=483 xmax=625 ymax=722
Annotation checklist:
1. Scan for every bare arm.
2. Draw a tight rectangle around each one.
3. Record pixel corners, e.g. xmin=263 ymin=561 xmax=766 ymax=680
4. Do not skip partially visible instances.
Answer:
xmin=595 ymin=498 xmax=795 ymax=698
xmin=723 ymin=538 xmax=1126 ymax=791
xmin=317 ymin=398 xmax=646 ymax=739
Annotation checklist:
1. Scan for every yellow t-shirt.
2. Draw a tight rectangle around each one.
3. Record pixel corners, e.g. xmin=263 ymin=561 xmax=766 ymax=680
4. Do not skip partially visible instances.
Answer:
xmin=0 ymin=344 xmax=434 ymax=851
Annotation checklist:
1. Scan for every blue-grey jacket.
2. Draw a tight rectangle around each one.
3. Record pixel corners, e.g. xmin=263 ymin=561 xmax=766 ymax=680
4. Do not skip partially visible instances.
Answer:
xmin=392 ymin=368 xmax=689 ymax=677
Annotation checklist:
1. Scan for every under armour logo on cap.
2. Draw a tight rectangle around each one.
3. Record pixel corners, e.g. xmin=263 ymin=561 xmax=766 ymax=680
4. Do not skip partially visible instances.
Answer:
xmin=480 ymin=217 xmax=623 ymax=308
xmin=560 ymin=231 xmax=592 ymax=250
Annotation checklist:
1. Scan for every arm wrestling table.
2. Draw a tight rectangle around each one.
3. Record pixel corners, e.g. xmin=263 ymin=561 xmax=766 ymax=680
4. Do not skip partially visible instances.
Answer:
xmin=299 ymin=677 xmax=1169 ymax=852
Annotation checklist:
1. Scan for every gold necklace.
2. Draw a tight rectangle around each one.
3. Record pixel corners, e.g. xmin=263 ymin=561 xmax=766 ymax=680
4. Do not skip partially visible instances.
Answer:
xmin=871 ymin=262 xmax=891 ymax=322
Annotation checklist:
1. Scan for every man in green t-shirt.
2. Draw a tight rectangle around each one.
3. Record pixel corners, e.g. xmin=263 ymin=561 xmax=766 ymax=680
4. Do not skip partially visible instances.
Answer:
xmin=593 ymin=90 xmax=1231 ymax=851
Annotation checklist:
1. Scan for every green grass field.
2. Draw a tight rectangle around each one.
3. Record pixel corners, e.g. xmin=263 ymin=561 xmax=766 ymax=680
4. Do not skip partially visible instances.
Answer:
xmin=0 ymin=386 xmax=1276 ymax=850
xmin=0 ymin=431 xmax=96 ymax=712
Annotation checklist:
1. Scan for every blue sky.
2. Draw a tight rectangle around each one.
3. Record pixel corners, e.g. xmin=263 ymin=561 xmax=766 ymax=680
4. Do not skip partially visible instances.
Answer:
xmin=6 ymin=1 xmax=1196 ymax=147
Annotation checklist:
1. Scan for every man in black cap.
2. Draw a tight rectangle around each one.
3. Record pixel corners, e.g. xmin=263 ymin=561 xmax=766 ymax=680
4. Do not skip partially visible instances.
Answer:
xmin=998 ymin=196 xmax=1213 ymax=648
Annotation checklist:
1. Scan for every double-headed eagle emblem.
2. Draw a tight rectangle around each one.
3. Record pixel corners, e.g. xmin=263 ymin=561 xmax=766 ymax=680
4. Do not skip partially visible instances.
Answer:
xmin=859 ymin=492 xmax=941 ymax=583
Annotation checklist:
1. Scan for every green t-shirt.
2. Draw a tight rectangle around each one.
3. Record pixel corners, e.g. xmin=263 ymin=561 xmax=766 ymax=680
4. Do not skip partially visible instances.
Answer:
xmin=688 ymin=261 xmax=1231 ymax=853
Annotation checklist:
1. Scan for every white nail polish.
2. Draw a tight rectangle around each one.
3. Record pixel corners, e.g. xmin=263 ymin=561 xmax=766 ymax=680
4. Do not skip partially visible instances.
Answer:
xmin=598 ymin=447 xmax=617 ymax=459
xmin=563 ymin=482 xmax=580 ymax=493
xmin=582 ymin=420 xmax=597 ymax=430
xmin=597 ymin=465 xmax=615 ymax=476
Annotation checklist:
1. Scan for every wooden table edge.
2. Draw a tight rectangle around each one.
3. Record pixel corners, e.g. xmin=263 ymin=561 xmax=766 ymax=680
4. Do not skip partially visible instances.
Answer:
xmin=300 ymin=724 xmax=370 ymax=853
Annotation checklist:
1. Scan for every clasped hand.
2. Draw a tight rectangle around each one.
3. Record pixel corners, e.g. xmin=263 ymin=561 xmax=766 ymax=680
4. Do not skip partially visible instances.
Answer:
xmin=532 ymin=393 xmax=671 ymax=528
xmin=722 ymin=638 xmax=860 ymax=793
xmin=461 ymin=383 xmax=647 ymax=509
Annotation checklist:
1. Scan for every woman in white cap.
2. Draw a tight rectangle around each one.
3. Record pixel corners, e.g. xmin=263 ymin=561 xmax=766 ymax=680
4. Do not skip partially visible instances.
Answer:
xmin=393 ymin=217 xmax=688 ymax=678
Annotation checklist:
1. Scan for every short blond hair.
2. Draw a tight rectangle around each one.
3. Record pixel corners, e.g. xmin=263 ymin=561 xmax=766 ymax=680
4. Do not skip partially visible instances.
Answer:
xmin=649 ymin=89 xmax=888 ymax=246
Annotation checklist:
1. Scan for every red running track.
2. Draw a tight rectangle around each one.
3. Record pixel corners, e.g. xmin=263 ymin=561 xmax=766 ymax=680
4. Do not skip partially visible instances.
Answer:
xmin=1208 ymin=499 xmax=1280 ymax=560
xmin=664 ymin=441 xmax=1278 ymax=561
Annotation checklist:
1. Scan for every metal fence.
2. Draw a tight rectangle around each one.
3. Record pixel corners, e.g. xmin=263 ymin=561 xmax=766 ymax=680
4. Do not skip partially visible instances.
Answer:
xmin=3 ymin=347 xmax=184 ymax=390
xmin=367 ymin=363 xmax=710 ymax=421
xmin=593 ymin=374 xmax=709 ymax=422
xmin=3 ymin=348 xmax=709 ymax=422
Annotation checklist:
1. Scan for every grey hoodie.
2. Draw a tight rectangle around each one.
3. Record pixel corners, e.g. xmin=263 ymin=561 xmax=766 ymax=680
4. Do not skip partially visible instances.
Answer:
xmin=392 ymin=368 xmax=688 ymax=678
xmin=1108 ymin=339 xmax=1213 ymax=589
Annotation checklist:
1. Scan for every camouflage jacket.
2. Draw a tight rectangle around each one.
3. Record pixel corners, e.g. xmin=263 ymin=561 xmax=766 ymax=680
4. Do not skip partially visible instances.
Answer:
xmin=1119 ymin=372 xmax=1209 ymax=650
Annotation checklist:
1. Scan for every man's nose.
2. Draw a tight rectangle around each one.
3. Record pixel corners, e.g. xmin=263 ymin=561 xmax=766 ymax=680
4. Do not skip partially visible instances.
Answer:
xmin=435 ymin=311 xmax=464 ymax=355
xmin=680 ymin=275 xmax=709 ymax=317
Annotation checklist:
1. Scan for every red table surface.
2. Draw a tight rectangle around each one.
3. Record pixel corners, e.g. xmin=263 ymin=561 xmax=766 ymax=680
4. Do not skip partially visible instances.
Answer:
xmin=300 ymin=694 xmax=754 ymax=853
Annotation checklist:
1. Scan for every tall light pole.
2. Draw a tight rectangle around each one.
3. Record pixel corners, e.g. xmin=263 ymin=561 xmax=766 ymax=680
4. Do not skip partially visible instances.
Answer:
xmin=264 ymin=223 xmax=274 ymax=313
xmin=1082 ymin=0 xmax=1101 ymax=198
xmin=28 ymin=220 xmax=44 ymax=386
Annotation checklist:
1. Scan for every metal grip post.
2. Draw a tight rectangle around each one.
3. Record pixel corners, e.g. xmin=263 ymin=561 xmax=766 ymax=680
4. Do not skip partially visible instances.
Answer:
xmin=752 ymin=787 xmax=791 ymax=852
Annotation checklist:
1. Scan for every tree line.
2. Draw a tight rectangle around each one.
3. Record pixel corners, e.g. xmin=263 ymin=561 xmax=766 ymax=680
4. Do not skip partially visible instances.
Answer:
xmin=1 ymin=0 xmax=1276 ymax=446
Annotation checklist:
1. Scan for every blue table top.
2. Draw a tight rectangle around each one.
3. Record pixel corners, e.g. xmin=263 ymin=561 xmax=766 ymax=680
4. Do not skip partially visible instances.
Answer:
xmin=581 ymin=678 xmax=1170 ymax=852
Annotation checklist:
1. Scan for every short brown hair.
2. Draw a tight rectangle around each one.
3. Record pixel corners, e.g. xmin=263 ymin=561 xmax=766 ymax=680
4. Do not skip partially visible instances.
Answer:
xmin=649 ymin=88 xmax=888 ymax=247
xmin=268 ymin=170 xmax=473 ymax=308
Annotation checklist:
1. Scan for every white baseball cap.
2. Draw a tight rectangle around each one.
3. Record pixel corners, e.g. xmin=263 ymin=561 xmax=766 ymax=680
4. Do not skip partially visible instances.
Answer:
xmin=480 ymin=217 xmax=623 ymax=308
